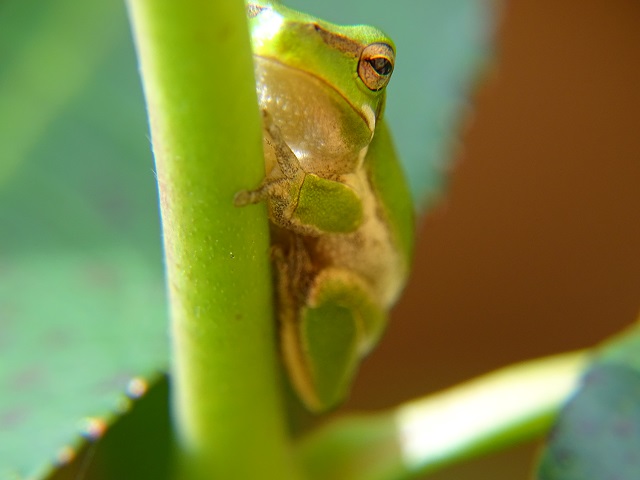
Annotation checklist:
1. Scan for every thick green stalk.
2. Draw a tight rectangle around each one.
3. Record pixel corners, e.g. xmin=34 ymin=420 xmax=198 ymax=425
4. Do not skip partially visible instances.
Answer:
xmin=126 ymin=1 xmax=299 ymax=478
xmin=298 ymin=350 xmax=589 ymax=480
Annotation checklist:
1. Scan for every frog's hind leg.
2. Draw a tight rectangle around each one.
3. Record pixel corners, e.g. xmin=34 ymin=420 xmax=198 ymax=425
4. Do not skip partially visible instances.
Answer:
xmin=272 ymin=235 xmax=321 ymax=409
xmin=280 ymin=265 xmax=386 ymax=412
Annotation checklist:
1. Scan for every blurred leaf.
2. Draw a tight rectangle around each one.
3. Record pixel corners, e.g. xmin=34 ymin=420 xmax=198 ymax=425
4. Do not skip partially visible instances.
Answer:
xmin=0 ymin=0 xmax=125 ymax=186
xmin=47 ymin=376 xmax=174 ymax=480
xmin=0 ymin=0 xmax=161 ymax=257
xmin=0 ymin=0 xmax=167 ymax=477
xmin=537 ymin=323 xmax=640 ymax=480
xmin=289 ymin=0 xmax=498 ymax=208
xmin=298 ymin=351 xmax=587 ymax=480
xmin=0 ymin=252 xmax=167 ymax=478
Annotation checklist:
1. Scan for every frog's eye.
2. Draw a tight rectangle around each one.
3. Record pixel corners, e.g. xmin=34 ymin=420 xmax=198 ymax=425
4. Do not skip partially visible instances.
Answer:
xmin=358 ymin=43 xmax=395 ymax=91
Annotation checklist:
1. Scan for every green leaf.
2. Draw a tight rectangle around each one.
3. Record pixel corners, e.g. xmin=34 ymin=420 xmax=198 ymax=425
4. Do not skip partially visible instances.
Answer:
xmin=46 ymin=376 xmax=174 ymax=480
xmin=536 ymin=323 xmax=640 ymax=480
xmin=288 ymin=0 xmax=497 ymax=208
xmin=0 ymin=0 xmax=167 ymax=477
xmin=0 ymin=253 xmax=168 ymax=479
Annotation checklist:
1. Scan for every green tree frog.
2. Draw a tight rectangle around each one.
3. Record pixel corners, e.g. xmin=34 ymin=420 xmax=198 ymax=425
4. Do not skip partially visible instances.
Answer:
xmin=236 ymin=1 xmax=415 ymax=412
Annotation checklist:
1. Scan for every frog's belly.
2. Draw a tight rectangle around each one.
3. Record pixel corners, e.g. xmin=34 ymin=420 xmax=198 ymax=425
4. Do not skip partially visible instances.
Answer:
xmin=310 ymin=168 xmax=407 ymax=309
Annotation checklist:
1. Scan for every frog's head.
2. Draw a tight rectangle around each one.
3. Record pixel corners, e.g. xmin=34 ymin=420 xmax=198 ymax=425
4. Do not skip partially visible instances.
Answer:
xmin=248 ymin=2 xmax=395 ymax=133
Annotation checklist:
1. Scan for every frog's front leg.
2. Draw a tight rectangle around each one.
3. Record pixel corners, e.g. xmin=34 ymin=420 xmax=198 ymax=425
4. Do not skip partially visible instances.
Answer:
xmin=279 ymin=264 xmax=386 ymax=412
xmin=235 ymin=114 xmax=364 ymax=236
xmin=234 ymin=113 xmax=304 ymax=204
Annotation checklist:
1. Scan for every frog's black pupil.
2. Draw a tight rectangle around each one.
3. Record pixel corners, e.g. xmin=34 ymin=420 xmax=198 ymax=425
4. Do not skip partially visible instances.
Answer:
xmin=369 ymin=57 xmax=392 ymax=76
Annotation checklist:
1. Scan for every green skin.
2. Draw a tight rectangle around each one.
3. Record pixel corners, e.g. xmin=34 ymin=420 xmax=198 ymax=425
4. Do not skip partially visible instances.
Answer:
xmin=236 ymin=1 xmax=414 ymax=412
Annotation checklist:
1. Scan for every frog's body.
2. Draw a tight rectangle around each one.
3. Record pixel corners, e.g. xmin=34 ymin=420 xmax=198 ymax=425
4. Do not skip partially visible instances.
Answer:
xmin=236 ymin=1 xmax=414 ymax=412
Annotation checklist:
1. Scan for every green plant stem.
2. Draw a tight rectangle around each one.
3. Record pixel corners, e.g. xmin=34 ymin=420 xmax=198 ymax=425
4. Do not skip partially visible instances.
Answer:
xmin=297 ymin=350 xmax=589 ymax=480
xmin=125 ymin=1 xmax=299 ymax=479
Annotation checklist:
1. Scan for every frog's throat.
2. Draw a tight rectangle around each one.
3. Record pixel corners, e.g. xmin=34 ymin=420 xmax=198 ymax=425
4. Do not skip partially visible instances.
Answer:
xmin=254 ymin=54 xmax=376 ymax=133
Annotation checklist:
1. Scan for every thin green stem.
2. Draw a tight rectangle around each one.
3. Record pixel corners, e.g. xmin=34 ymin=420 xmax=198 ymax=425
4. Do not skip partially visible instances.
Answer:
xmin=298 ymin=350 xmax=589 ymax=480
xmin=125 ymin=1 xmax=299 ymax=478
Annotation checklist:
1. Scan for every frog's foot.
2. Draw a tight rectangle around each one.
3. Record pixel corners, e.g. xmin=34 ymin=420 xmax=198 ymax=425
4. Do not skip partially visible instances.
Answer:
xmin=234 ymin=111 xmax=305 ymax=208
xmin=233 ymin=187 xmax=264 ymax=206
xmin=281 ymin=268 xmax=385 ymax=412
xmin=233 ymin=177 xmax=296 ymax=207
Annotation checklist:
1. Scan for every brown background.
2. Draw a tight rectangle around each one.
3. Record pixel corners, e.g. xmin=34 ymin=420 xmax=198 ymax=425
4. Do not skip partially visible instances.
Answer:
xmin=347 ymin=0 xmax=640 ymax=477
